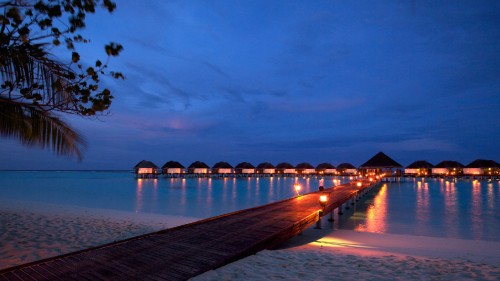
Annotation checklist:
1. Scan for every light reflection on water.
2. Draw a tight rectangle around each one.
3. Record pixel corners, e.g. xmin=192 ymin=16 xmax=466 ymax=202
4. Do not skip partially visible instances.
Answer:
xmin=340 ymin=179 xmax=500 ymax=242
xmin=1 ymin=171 xmax=499 ymax=241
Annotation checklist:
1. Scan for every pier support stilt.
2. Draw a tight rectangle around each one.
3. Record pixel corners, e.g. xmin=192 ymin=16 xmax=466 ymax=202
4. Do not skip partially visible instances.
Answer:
xmin=315 ymin=211 xmax=323 ymax=229
xmin=328 ymin=211 xmax=334 ymax=222
xmin=338 ymin=205 xmax=344 ymax=215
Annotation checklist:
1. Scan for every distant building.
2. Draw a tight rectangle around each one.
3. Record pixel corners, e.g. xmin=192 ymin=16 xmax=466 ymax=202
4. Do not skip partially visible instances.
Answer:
xmin=161 ymin=161 xmax=185 ymax=174
xmin=315 ymin=163 xmax=336 ymax=175
xmin=295 ymin=162 xmax=316 ymax=174
xmin=405 ymin=160 xmax=434 ymax=176
xmin=134 ymin=160 xmax=159 ymax=176
xmin=463 ymin=159 xmax=500 ymax=176
xmin=235 ymin=162 xmax=255 ymax=174
xmin=432 ymin=161 xmax=464 ymax=176
xmin=336 ymin=163 xmax=357 ymax=175
xmin=188 ymin=161 xmax=210 ymax=174
xmin=256 ymin=162 xmax=276 ymax=174
xmin=212 ymin=161 xmax=233 ymax=174
xmin=358 ymin=152 xmax=403 ymax=175
xmin=275 ymin=162 xmax=296 ymax=174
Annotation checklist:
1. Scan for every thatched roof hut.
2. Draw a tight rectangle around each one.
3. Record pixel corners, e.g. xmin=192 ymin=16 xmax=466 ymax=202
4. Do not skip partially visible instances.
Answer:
xmin=235 ymin=162 xmax=255 ymax=174
xmin=359 ymin=152 xmax=403 ymax=169
xmin=405 ymin=160 xmax=434 ymax=176
xmin=336 ymin=163 xmax=357 ymax=175
xmin=161 ymin=161 xmax=185 ymax=174
xmin=295 ymin=162 xmax=316 ymax=174
xmin=464 ymin=159 xmax=500 ymax=175
xmin=316 ymin=163 xmax=336 ymax=175
xmin=134 ymin=160 xmax=159 ymax=175
xmin=188 ymin=161 xmax=210 ymax=174
xmin=256 ymin=162 xmax=275 ymax=174
xmin=432 ymin=160 xmax=464 ymax=175
xmin=275 ymin=162 xmax=296 ymax=174
xmin=212 ymin=161 xmax=233 ymax=174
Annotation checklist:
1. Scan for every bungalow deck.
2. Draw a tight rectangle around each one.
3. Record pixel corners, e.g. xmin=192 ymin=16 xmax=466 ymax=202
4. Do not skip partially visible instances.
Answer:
xmin=0 ymin=180 xmax=380 ymax=281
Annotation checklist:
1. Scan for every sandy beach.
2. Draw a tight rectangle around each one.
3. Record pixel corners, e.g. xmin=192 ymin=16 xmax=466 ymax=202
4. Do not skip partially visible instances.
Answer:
xmin=0 ymin=199 xmax=199 ymax=270
xmin=193 ymin=227 xmax=500 ymax=281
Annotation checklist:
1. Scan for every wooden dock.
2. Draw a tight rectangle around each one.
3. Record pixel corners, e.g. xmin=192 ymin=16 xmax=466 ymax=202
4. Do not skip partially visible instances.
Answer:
xmin=0 ymin=180 xmax=381 ymax=281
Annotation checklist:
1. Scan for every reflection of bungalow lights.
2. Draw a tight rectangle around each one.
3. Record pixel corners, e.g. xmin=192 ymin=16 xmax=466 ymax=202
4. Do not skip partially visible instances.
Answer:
xmin=356 ymin=182 xmax=362 ymax=187
xmin=294 ymin=184 xmax=301 ymax=196
xmin=319 ymin=194 xmax=328 ymax=208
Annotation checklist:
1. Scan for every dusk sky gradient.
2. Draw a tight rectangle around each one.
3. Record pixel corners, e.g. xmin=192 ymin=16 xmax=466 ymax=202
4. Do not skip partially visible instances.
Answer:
xmin=1 ymin=0 xmax=499 ymax=170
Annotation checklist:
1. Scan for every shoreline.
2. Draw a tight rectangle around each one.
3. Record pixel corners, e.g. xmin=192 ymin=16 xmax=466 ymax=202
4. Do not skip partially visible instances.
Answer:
xmin=1 ymin=198 xmax=499 ymax=279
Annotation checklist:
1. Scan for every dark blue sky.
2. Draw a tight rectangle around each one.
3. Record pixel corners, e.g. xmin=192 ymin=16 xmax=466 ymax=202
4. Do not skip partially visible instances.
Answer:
xmin=1 ymin=0 xmax=499 ymax=170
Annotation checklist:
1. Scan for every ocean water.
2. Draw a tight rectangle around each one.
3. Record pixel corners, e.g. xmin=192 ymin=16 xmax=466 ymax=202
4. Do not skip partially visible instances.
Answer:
xmin=339 ymin=179 xmax=500 ymax=242
xmin=0 ymin=171 xmax=499 ymax=242
xmin=0 ymin=171 xmax=344 ymax=218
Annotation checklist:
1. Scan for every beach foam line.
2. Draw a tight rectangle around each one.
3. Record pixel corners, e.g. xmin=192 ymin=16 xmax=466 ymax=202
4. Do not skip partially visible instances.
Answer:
xmin=0 ymin=199 xmax=200 ymax=270
xmin=192 ymin=228 xmax=500 ymax=280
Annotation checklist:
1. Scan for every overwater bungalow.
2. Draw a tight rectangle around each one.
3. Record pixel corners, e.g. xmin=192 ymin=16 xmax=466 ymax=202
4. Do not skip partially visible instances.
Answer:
xmin=295 ymin=162 xmax=316 ymax=175
xmin=432 ymin=160 xmax=464 ymax=176
xmin=256 ymin=162 xmax=276 ymax=175
xmin=188 ymin=161 xmax=210 ymax=175
xmin=405 ymin=160 xmax=434 ymax=176
xmin=463 ymin=159 xmax=500 ymax=176
xmin=336 ymin=163 xmax=357 ymax=175
xmin=161 ymin=161 xmax=185 ymax=175
xmin=235 ymin=162 xmax=255 ymax=175
xmin=134 ymin=160 xmax=159 ymax=178
xmin=275 ymin=162 xmax=296 ymax=175
xmin=315 ymin=163 xmax=336 ymax=175
xmin=359 ymin=152 xmax=403 ymax=176
xmin=212 ymin=161 xmax=233 ymax=175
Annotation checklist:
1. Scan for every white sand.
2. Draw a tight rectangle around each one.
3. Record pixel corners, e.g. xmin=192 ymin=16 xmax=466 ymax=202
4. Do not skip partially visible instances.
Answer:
xmin=193 ymin=227 xmax=500 ymax=281
xmin=0 ymin=199 xmax=199 ymax=270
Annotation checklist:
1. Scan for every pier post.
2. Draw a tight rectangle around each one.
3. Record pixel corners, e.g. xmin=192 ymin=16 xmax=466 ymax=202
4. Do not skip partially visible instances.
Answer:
xmin=338 ymin=205 xmax=344 ymax=215
xmin=314 ymin=211 xmax=323 ymax=229
xmin=328 ymin=211 xmax=334 ymax=222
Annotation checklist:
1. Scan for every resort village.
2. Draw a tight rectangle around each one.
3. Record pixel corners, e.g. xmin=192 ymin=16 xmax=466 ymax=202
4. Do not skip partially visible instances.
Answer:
xmin=134 ymin=152 xmax=500 ymax=179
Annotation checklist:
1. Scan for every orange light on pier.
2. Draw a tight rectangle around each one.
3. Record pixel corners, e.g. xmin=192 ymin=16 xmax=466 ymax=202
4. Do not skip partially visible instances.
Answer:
xmin=356 ymin=182 xmax=362 ymax=187
xmin=319 ymin=194 xmax=328 ymax=208
xmin=294 ymin=184 xmax=301 ymax=196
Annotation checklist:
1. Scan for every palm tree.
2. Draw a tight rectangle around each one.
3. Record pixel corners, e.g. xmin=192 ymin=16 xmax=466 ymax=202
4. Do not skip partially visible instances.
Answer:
xmin=0 ymin=42 xmax=87 ymax=160
xmin=0 ymin=1 xmax=122 ymax=160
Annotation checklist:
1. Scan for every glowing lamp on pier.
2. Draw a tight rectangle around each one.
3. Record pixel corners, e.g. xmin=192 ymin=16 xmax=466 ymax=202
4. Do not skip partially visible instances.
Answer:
xmin=319 ymin=194 xmax=328 ymax=208
xmin=356 ymin=182 xmax=362 ymax=187
xmin=294 ymin=184 xmax=301 ymax=196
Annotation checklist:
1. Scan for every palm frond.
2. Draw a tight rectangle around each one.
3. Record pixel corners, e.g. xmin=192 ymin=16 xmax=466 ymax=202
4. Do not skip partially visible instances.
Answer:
xmin=0 ymin=43 xmax=76 ymax=110
xmin=0 ymin=98 xmax=87 ymax=160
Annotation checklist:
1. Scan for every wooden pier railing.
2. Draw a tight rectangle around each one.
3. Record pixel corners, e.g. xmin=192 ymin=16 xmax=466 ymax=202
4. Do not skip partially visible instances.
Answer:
xmin=0 ymin=180 xmax=381 ymax=281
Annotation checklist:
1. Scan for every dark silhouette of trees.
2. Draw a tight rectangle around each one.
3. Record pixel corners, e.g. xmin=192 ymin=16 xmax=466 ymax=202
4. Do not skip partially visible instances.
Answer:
xmin=0 ymin=0 xmax=124 ymax=160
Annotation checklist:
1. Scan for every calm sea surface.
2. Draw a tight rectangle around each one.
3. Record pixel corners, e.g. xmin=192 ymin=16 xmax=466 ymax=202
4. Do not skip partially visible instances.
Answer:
xmin=0 ymin=171 xmax=499 ymax=242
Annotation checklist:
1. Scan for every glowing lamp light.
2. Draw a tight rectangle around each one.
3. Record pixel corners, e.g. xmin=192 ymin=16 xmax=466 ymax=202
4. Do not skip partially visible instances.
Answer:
xmin=319 ymin=194 xmax=328 ymax=208
xmin=294 ymin=184 xmax=301 ymax=196
xmin=356 ymin=182 xmax=362 ymax=187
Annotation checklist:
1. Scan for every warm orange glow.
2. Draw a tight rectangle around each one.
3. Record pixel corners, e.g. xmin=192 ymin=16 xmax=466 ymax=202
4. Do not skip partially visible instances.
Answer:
xmin=294 ymin=184 xmax=301 ymax=196
xmin=319 ymin=194 xmax=328 ymax=207
xmin=356 ymin=182 xmax=362 ymax=187
xmin=310 ymin=237 xmax=376 ymax=249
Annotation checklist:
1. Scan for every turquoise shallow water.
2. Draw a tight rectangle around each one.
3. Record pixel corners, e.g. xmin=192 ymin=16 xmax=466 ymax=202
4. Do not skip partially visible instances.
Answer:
xmin=0 ymin=171 xmax=499 ymax=242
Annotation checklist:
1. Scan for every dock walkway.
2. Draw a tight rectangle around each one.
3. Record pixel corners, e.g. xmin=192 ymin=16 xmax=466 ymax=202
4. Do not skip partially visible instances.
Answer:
xmin=0 ymin=180 xmax=380 ymax=281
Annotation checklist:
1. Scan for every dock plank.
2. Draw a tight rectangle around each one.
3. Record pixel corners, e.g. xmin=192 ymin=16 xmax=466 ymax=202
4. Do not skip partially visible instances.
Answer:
xmin=0 ymin=180 xmax=380 ymax=281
